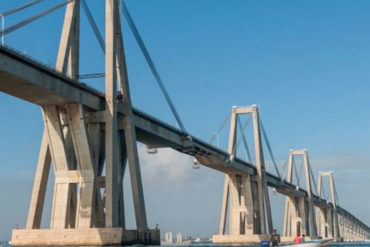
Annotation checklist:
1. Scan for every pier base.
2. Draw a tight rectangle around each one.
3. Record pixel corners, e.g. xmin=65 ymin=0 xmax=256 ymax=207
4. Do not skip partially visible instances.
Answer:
xmin=11 ymin=228 xmax=160 ymax=246
xmin=212 ymin=234 xmax=270 ymax=244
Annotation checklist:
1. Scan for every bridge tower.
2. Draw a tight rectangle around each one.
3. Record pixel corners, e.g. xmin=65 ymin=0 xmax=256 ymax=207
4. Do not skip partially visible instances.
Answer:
xmin=282 ymin=149 xmax=317 ymax=240
xmin=215 ymin=105 xmax=273 ymax=243
xmin=316 ymin=171 xmax=340 ymax=240
xmin=11 ymin=0 xmax=159 ymax=246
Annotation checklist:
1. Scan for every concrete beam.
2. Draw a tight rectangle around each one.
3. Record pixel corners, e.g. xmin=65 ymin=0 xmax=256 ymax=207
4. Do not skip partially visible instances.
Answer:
xmin=0 ymin=46 xmax=368 ymax=233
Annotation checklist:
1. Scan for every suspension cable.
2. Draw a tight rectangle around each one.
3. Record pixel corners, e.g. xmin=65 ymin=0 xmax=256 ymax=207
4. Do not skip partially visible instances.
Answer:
xmin=81 ymin=0 xmax=105 ymax=53
xmin=0 ymin=0 xmax=74 ymax=37
xmin=121 ymin=1 xmax=187 ymax=133
xmin=1 ymin=0 xmax=46 ymax=17
xmin=260 ymin=119 xmax=282 ymax=178
xmin=237 ymin=116 xmax=252 ymax=163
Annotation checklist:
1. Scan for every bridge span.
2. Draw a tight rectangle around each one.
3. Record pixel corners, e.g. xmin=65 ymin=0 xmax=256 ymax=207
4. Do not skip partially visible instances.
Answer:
xmin=0 ymin=0 xmax=369 ymax=246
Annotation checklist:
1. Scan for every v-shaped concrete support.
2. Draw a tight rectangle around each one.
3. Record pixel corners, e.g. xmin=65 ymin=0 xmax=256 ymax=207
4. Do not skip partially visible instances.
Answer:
xmin=14 ymin=1 xmax=156 ymax=245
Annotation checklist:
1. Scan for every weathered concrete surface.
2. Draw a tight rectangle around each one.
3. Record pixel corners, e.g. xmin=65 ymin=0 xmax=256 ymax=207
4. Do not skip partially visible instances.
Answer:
xmin=212 ymin=234 xmax=270 ymax=244
xmin=0 ymin=46 xmax=356 ymax=212
xmin=11 ymin=228 xmax=160 ymax=246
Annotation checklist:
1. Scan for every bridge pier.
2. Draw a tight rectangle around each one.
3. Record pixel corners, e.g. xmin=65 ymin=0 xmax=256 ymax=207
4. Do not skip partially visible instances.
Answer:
xmin=11 ymin=0 xmax=159 ymax=245
xmin=213 ymin=106 xmax=272 ymax=244
xmin=282 ymin=195 xmax=312 ymax=240
xmin=316 ymin=172 xmax=341 ymax=240
xmin=317 ymin=207 xmax=336 ymax=239
xmin=281 ymin=150 xmax=317 ymax=241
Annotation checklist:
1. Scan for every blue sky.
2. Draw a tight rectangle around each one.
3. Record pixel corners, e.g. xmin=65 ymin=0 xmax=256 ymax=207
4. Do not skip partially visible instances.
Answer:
xmin=1 ymin=0 xmax=370 ymax=241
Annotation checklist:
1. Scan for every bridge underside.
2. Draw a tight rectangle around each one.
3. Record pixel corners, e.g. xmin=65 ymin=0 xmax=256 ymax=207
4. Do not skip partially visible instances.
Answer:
xmin=0 ymin=46 xmax=313 ymax=198
xmin=1 ymin=45 xmax=369 ymax=245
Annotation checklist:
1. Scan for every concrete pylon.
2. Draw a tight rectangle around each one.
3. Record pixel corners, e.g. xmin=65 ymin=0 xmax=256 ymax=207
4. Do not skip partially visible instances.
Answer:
xmin=11 ymin=1 xmax=159 ymax=246
xmin=215 ymin=105 xmax=272 ymax=244
xmin=316 ymin=171 xmax=340 ymax=240
xmin=282 ymin=149 xmax=317 ymax=240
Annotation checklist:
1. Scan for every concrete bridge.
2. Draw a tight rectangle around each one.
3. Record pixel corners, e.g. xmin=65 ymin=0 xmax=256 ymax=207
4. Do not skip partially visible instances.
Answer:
xmin=0 ymin=0 xmax=369 ymax=245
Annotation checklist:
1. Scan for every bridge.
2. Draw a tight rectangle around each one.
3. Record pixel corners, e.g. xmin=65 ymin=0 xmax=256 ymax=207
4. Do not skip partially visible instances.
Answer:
xmin=0 ymin=0 xmax=369 ymax=246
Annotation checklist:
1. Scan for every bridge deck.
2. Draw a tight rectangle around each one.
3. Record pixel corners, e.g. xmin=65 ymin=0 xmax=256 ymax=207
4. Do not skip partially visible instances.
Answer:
xmin=0 ymin=46 xmax=367 ymax=231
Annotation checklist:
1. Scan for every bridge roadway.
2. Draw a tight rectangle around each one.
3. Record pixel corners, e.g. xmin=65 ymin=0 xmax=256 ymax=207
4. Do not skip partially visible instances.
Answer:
xmin=0 ymin=45 xmax=368 ymax=232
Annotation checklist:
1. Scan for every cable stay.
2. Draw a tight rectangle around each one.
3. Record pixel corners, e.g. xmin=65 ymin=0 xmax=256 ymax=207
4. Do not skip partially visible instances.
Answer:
xmin=78 ymin=0 xmax=105 ymax=80
xmin=1 ymin=0 xmax=47 ymax=17
xmin=334 ymin=183 xmax=340 ymax=206
xmin=231 ymin=115 xmax=252 ymax=160
xmin=260 ymin=119 xmax=282 ymax=179
xmin=208 ymin=111 xmax=230 ymax=147
xmin=281 ymin=156 xmax=289 ymax=180
xmin=308 ymin=160 xmax=319 ymax=196
xmin=79 ymin=0 xmax=193 ymax=165
xmin=193 ymin=112 xmax=229 ymax=169
xmin=0 ymin=0 xmax=74 ymax=37
xmin=121 ymin=1 xmax=187 ymax=134
xmin=293 ymin=157 xmax=301 ymax=189
xmin=81 ymin=0 xmax=105 ymax=53
xmin=78 ymin=0 xmax=188 ymax=137
xmin=237 ymin=116 xmax=252 ymax=163
xmin=0 ymin=0 xmax=188 ymax=135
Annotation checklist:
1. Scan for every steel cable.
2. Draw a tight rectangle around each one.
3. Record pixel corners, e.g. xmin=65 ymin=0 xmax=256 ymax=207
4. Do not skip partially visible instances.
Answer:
xmin=0 ymin=0 xmax=74 ymax=37
xmin=308 ymin=159 xmax=319 ymax=195
xmin=294 ymin=158 xmax=301 ymax=187
xmin=260 ymin=119 xmax=282 ymax=179
xmin=209 ymin=112 xmax=230 ymax=145
xmin=1 ymin=0 xmax=47 ymax=17
xmin=232 ymin=115 xmax=252 ymax=158
xmin=237 ymin=116 xmax=252 ymax=162
xmin=281 ymin=157 xmax=289 ymax=180
xmin=81 ymin=0 xmax=105 ymax=52
xmin=121 ymin=1 xmax=187 ymax=133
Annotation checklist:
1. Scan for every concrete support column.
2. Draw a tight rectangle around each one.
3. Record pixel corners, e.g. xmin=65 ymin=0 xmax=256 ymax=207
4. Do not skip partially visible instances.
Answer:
xmin=113 ymin=0 xmax=148 ymax=231
xmin=43 ymin=106 xmax=71 ymax=229
xmin=228 ymin=173 xmax=254 ymax=235
xmin=316 ymin=207 xmax=326 ymax=238
xmin=10 ymin=0 xmax=161 ymax=245
xmin=302 ymin=152 xmax=317 ymax=237
xmin=218 ymin=105 xmax=272 ymax=237
xmin=66 ymin=104 xmax=96 ymax=228
xmin=317 ymin=172 xmax=341 ymax=239
xmin=283 ymin=195 xmax=298 ymax=237
xmin=26 ymin=130 xmax=51 ymax=229
xmin=327 ymin=208 xmax=333 ymax=238
xmin=297 ymin=197 xmax=309 ymax=236
xmin=283 ymin=149 xmax=316 ymax=238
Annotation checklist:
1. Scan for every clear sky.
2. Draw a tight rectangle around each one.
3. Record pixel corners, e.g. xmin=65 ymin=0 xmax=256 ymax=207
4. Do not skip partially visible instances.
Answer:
xmin=1 ymin=0 xmax=370 ymax=241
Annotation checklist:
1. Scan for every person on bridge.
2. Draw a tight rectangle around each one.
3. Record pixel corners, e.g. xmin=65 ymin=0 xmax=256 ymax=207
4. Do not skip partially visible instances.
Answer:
xmin=270 ymin=229 xmax=281 ymax=246
xmin=294 ymin=233 xmax=303 ymax=244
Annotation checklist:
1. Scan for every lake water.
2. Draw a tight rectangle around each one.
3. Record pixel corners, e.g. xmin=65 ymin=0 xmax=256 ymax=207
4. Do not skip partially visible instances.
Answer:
xmin=1 ymin=242 xmax=370 ymax=247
